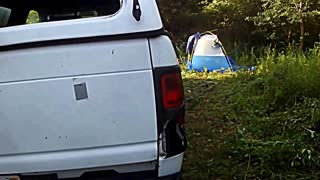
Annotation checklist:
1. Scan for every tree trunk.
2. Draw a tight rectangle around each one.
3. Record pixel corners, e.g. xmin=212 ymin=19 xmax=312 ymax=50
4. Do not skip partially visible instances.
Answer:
xmin=298 ymin=2 xmax=304 ymax=50
xmin=287 ymin=29 xmax=292 ymax=45
xmin=299 ymin=18 xmax=305 ymax=50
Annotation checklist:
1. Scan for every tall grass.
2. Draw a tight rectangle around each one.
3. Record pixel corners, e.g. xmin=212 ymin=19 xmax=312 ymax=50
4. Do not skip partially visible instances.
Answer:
xmin=226 ymin=45 xmax=320 ymax=178
xmin=181 ymin=44 xmax=320 ymax=178
xmin=258 ymin=46 xmax=320 ymax=106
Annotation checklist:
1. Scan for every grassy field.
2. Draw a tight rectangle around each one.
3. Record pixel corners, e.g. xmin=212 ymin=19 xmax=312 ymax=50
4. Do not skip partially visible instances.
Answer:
xmin=181 ymin=46 xmax=320 ymax=179
xmin=181 ymin=71 xmax=234 ymax=179
xmin=181 ymin=70 xmax=244 ymax=179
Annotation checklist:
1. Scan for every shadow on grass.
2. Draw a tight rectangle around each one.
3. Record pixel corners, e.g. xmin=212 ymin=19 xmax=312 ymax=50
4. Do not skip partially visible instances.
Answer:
xmin=181 ymin=75 xmax=240 ymax=180
xmin=181 ymin=73 xmax=320 ymax=179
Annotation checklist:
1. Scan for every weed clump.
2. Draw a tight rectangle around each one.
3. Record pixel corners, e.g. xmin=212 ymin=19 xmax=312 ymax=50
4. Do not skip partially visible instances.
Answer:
xmin=182 ymin=45 xmax=320 ymax=179
xmin=227 ymin=46 xmax=320 ymax=178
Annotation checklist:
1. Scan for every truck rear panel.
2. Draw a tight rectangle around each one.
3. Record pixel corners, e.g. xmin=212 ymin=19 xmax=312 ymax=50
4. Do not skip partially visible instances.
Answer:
xmin=0 ymin=36 xmax=158 ymax=174
xmin=0 ymin=0 xmax=185 ymax=178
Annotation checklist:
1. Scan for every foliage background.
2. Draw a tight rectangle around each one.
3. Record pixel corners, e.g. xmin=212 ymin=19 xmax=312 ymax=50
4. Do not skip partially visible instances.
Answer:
xmin=158 ymin=0 xmax=320 ymax=51
xmin=158 ymin=1 xmax=320 ymax=179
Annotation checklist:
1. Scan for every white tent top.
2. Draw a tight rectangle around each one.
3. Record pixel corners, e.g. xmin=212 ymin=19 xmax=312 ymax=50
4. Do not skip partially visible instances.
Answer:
xmin=193 ymin=34 xmax=225 ymax=57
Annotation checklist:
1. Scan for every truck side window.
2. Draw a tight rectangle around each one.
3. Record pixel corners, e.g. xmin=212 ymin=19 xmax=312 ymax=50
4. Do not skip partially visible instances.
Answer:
xmin=0 ymin=0 xmax=121 ymax=28
xmin=0 ymin=6 xmax=11 ymax=27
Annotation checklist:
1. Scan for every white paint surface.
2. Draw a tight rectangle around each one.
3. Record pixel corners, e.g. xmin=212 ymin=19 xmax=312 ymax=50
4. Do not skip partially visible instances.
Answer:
xmin=0 ymin=142 xmax=157 ymax=174
xmin=0 ymin=38 xmax=158 ymax=174
xmin=149 ymin=36 xmax=178 ymax=68
xmin=158 ymin=153 xmax=184 ymax=177
xmin=0 ymin=0 xmax=184 ymax=176
xmin=0 ymin=0 xmax=163 ymax=47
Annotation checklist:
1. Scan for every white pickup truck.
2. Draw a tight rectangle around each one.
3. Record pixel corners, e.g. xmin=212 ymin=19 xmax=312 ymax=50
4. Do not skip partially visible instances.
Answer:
xmin=0 ymin=0 xmax=186 ymax=179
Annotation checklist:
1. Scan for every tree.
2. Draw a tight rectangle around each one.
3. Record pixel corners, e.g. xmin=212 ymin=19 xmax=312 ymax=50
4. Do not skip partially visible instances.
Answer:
xmin=202 ymin=0 xmax=263 ymax=48
xmin=248 ymin=0 xmax=320 ymax=49
xmin=158 ymin=0 xmax=320 ymax=50
xmin=158 ymin=0 xmax=208 ymax=42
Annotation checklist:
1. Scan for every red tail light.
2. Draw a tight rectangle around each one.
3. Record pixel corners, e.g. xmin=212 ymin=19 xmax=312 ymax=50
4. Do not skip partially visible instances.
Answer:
xmin=160 ymin=73 xmax=184 ymax=109
xmin=154 ymin=66 xmax=186 ymax=157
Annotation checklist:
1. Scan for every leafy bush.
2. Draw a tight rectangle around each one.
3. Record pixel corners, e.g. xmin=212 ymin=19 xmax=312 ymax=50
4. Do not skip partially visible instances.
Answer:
xmin=182 ymin=45 xmax=320 ymax=179
xmin=227 ymin=45 xmax=320 ymax=178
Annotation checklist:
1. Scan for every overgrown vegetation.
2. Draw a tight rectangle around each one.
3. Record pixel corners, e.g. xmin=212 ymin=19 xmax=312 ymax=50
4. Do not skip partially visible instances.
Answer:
xmin=182 ymin=45 xmax=320 ymax=179
xmin=158 ymin=0 xmax=320 ymax=50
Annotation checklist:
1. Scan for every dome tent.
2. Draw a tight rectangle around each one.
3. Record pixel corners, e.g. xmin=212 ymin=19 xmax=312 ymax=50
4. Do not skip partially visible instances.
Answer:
xmin=187 ymin=32 xmax=233 ymax=72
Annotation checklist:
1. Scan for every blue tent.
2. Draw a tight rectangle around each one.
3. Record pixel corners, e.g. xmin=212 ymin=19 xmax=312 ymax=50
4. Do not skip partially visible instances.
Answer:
xmin=187 ymin=33 xmax=233 ymax=72
xmin=186 ymin=32 xmax=256 ymax=72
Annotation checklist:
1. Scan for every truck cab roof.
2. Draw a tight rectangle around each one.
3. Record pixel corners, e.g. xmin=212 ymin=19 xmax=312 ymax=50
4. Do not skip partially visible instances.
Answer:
xmin=0 ymin=0 xmax=163 ymax=47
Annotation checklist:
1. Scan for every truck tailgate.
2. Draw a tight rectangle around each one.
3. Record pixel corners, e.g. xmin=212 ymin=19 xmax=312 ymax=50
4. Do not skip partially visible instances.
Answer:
xmin=0 ymin=38 xmax=158 ymax=174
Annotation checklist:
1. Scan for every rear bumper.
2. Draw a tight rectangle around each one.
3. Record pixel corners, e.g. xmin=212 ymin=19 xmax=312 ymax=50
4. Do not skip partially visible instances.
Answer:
xmin=158 ymin=153 xmax=184 ymax=177
xmin=0 ymin=147 xmax=183 ymax=180
xmin=1 ymin=153 xmax=184 ymax=180
xmin=19 ymin=172 xmax=181 ymax=180
xmin=0 ymin=142 xmax=157 ymax=175
xmin=158 ymin=173 xmax=180 ymax=180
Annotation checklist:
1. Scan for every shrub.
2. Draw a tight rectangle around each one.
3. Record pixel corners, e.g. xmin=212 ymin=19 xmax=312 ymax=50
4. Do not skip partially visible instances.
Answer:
xmin=227 ymin=45 xmax=320 ymax=178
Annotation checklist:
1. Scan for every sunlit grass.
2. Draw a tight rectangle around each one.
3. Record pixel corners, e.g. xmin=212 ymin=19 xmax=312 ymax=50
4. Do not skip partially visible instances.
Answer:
xmin=182 ymin=45 xmax=320 ymax=179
